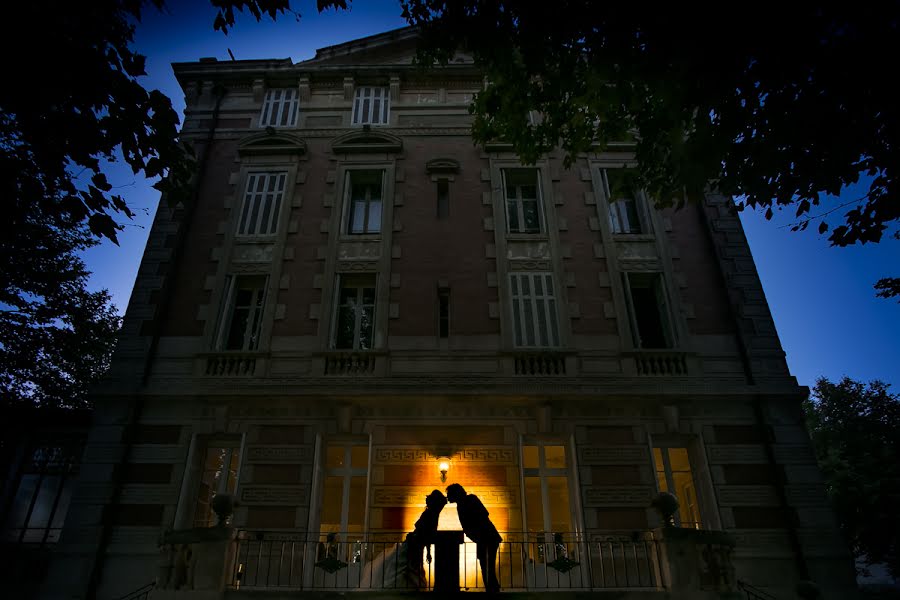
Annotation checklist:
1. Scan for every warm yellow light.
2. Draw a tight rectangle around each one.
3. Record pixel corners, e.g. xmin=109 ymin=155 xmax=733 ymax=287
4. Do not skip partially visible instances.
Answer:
xmin=438 ymin=457 xmax=451 ymax=482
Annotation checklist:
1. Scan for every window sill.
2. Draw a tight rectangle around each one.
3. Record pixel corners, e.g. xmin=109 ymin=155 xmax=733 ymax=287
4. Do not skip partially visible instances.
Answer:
xmin=611 ymin=233 xmax=655 ymax=241
xmin=340 ymin=234 xmax=383 ymax=241
xmin=233 ymin=235 xmax=278 ymax=243
xmin=506 ymin=233 xmax=549 ymax=241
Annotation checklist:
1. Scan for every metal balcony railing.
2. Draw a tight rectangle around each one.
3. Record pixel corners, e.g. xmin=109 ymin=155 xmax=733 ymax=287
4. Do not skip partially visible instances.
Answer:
xmin=229 ymin=531 xmax=663 ymax=592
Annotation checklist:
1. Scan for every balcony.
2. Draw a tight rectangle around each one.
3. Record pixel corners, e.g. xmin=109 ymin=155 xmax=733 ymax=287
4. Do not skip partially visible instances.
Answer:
xmin=202 ymin=353 xmax=262 ymax=377
xmin=625 ymin=351 xmax=692 ymax=376
xmin=505 ymin=352 xmax=575 ymax=376
xmin=150 ymin=528 xmax=738 ymax=598
xmin=316 ymin=351 xmax=386 ymax=376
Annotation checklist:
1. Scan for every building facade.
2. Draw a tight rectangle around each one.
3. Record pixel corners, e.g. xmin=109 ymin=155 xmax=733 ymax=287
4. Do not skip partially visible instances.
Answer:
xmin=38 ymin=28 xmax=856 ymax=600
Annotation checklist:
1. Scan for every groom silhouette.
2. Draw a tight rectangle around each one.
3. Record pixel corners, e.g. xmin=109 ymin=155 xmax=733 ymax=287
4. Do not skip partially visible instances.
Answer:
xmin=446 ymin=483 xmax=501 ymax=593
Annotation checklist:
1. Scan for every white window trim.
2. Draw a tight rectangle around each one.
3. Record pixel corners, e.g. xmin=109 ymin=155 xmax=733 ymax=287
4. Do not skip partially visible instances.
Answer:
xmin=214 ymin=275 xmax=269 ymax=351
xmin=352 ymin=86 xmax=390 ymax=126
xmin=502 ymin=169 xmax=545 ymax=234
xmin=521 ymin=440 xmax=573 ymax=538
xmin=237 ymin=172 xmax=287 ymax=236
xmin=259 ymin=88 xmax=299 ymax=128
xmin=509 ymin=273 xmax=560 ymax=348
xmin=321 ymin=442 xmax=370 ymax=534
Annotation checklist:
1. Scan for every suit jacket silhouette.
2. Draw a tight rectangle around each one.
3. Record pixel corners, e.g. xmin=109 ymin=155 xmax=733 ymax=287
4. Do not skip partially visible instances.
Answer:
xmin=456 ymin=493 xmax=502 ymax=545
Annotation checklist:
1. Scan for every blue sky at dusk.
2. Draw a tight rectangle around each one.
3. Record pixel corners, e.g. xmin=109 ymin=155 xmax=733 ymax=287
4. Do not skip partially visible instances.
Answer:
xmin=81 ymin=0 xmax=899 ymax=390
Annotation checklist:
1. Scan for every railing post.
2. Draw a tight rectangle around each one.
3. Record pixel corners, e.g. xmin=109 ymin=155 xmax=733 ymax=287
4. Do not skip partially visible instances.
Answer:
xmin=432 ymin=530 xmax=465 ymax=592
xmin=153 ymin=526 xmax=238 ymax=597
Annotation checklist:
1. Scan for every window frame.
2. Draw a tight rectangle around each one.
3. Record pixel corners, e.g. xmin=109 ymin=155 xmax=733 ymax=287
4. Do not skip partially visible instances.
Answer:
xmin=331 ymin=274 xmax=377 ymax=351
xmin=259 ymin=88 xmax=299 ymax=128
xmin=214 ymin=274 xmax=269 ymax=351
xmin=650 ymin=441 xmax=706 ymax=529
xmin=236 ymin=172 xmax=287 ymax=237
xmin=502 ymin=168 xmax=545 ymax=234
xmin=598 ymin=168 xmax=652 ymax=235
xmin=436 ymin=178 xmax=450 ymax=219
xmin=3 ymin=441 xmax=82 ymax=545
xmin=437 ymin=286 xmax=450 ymax=339
xmin=621 ymin=272 xmax=676 ymax=349
xmin=191 ymin=435 xmax=243 ymax=529
xmin=351 ymin=86 xmax=390 ymax=126
xmin=520 ymin=438 xmax=578 ymax=553
xmin=316 ymin=437 xmax=371 ymax=544
xmin=343 ymin=169 xmax=385 ymax=236
xmin=509 ymin=272 xmax=561 ymax=348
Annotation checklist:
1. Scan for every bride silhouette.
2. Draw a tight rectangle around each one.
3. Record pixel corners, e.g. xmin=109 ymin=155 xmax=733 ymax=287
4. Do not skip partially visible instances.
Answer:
xmin=360 ymin=489 xmax=447 ymax=589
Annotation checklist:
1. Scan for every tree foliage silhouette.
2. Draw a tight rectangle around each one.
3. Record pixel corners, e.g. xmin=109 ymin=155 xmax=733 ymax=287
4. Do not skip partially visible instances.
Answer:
xmin=804 ymin=377 xmax=900 ymax=577
xmin=400 ymin=2 xmax=899 ymax=296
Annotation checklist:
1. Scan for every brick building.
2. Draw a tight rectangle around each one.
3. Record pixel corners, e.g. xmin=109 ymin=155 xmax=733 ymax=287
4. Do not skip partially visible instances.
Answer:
xmin=37 ymin=27 xmax=857 ymax=599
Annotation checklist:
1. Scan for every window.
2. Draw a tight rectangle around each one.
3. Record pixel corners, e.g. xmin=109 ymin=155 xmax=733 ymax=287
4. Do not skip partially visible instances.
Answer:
xmin=622 ymin=272 xmax=674 ymax=349
xmin=600 ymin=169 xmax=646 ymax=234
xmin=237 ymin=172 xmax=286 ymax=236
xmin=503 ymin=169 xmax=543 ymax=233
xmin=438 ymin=287 xmax=450 ymax=339
xmin=193 ymin=438 xmax=241 ymax=528
xmin=510 ymin=273 xmax=560 ymax=347
xmin=352 ymin=86 xmax=390 ymax=125
xmin=2 ymin=442 xmax=81 ymax=544
xmin=259 ymin=88 xmax=299 ymax=128
xmin=652 ymin=446 xmax=702 ymax=528
xmin=319 ymin=440 xmax=369 ymax=561
xmin=345 ymin=170 xmax=383 ymax=235
xmin=436 ymin=178 xmax=450 ymax=218
xmin=334 ymin=276 xmax=376 ymax=350
xmin=522 ymin=442 xmax=573 ymax=541
xmin=216 ymin=275 xmax=268 ymax=351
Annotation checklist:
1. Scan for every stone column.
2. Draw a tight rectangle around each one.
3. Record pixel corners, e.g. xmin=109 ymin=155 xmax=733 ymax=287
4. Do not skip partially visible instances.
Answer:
xmin=654 ymin=527 xmax=738 ymax=595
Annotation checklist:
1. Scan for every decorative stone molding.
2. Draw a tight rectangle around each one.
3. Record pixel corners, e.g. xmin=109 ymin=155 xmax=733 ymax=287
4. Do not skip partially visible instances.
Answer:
xmin=237 ymin=131 xmax=307 ymax=157
xmin=330 ymin=129 xmax=403 ymax=154
xmin=425 ymin=157 xmax=461 ymax=174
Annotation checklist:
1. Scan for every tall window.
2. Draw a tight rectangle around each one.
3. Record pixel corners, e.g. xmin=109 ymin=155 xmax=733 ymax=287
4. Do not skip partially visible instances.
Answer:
xmin=510 ymin=273 xmax=560 ymax=347
xmin=600 ymin=168 xmax=646 ymax=234
xmin=503 ymin=169 xmax=543 ymax=234
xmin=622 ymin=272 xmax=674 ymax=349
xmin=216 ymin=275 xmax=268 ymax=351
xmin=522 ymin=442 xmax=572 ymax=540
xmin=438 ymin=287 xmax=450 ymax=339
xmin=346 ymin=170 xmax=383 ymax=235
xmin=259 ymin=88 xmax=299 ymax=128
xmin=652 ymin=446 xmax=702 ymax=528
xmin=193 ymin=438 xmax=241 ymax=528
xmin=334 ymin=276 xmax=376 ymax=350
xmin=352 ymin=87 xmax=390 ymax=125
xmin=320 ymin=441 xmax=369 ymax=542
xmin=237 ymin=172 xmax=286 ymax=236
xmin=2 ymin=441 xmax=81 ymax=544
xmin=436 ymin=178 xmax=450 ymax=218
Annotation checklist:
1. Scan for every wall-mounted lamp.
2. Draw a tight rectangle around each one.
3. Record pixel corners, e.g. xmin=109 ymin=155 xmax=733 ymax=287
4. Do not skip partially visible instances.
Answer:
xmin=437 ymin=456 xmax=451 ymax=483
